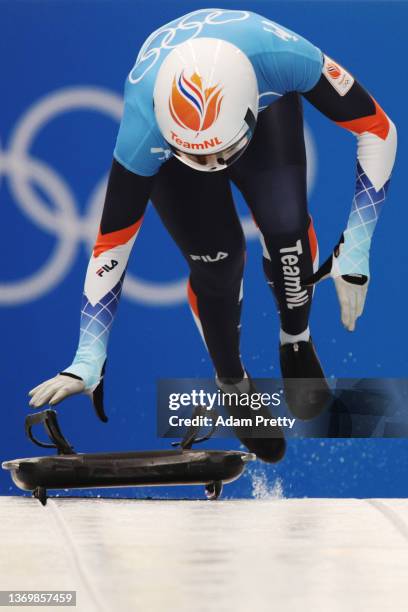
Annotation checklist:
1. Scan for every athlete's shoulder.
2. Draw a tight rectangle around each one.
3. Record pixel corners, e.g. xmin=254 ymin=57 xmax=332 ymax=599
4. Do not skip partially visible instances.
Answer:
xmin=114 ymin=75 xmax=167 ymax=176
xmin=246 ymin=14 xmax=324 ymax=93
xmin=242 ymin=12 xmax=322 ymax=61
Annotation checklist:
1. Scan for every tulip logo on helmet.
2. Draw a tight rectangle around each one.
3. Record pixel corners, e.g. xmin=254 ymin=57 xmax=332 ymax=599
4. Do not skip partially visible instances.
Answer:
xmin=169 ymin=71 xmax=223 ymax=132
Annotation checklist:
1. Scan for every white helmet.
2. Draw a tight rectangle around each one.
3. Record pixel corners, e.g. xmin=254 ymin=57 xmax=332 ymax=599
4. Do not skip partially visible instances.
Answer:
xmin=153 ymin=38 xmax=259 ymax=172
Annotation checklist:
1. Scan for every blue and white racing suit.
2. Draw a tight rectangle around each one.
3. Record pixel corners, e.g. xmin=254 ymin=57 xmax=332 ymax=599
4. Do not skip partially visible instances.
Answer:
xmin=61 ymin=9 xmax=396 ymax=389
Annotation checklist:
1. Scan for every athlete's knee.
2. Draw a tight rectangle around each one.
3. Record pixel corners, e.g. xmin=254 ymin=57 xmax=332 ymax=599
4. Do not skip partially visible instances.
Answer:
xmin=260 ymin=208 xmax=308 ymax=243
xmin=250 ymin=165 xmax=308 ymax=237
xmin=188 ymin=246 xmax=245 ymax=298
xmin=261 ymin=216 xmax=317 ymax=264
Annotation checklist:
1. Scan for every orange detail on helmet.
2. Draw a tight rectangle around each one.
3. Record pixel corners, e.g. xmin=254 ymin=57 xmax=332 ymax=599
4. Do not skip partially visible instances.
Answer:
xmin=169 ymin=71 xmax=223 ymax=132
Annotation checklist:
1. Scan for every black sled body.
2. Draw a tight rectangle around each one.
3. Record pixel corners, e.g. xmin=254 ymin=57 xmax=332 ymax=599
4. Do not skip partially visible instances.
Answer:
xmin=2 ymin=409 xmax=254 ymax=502
xmin=3 ymin=448 xmax=252 ymax=492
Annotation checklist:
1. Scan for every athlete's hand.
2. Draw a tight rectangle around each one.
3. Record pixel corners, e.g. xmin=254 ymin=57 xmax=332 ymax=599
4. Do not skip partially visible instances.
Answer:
xmin=28 ymin=373 xmax=85 ymax=408
xmin=304 ymin=238 xmax=369 ymax=332
xmin=28 ymin=368 xmax=108 ymax=422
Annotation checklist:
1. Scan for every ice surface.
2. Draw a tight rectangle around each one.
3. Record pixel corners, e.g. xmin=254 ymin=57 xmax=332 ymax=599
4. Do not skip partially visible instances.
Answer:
xmin=1 ymin=497 xmax=408 ymax=611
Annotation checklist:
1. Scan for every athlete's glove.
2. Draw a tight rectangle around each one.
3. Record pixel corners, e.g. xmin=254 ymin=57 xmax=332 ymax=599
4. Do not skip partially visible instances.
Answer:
xmin=304 ymin=236 xmax=369 ymax=332
xmin=28 ymin=368 xmax=108 ymax=422
xmin=29 ymin=373 xmax=85 ymax=408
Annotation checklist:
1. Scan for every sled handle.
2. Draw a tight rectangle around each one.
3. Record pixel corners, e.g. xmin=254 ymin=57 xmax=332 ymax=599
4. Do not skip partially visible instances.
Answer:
xmin=25 ymin=409 xmax=75 ymax=455
xmin=172 ymin=405 xmax=218 ymax=450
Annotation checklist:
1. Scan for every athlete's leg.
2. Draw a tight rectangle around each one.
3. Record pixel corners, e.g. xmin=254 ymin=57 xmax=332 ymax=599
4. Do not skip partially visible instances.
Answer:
xmin=229 ymin=94 xmax=330 ymax=419
xmin=151 ymin=157 xmax=245 ymax=379
xmin=151 ymin=158 xmax=285 ymax=461
xmin=228 ymin=93 xmax=318 ymax=344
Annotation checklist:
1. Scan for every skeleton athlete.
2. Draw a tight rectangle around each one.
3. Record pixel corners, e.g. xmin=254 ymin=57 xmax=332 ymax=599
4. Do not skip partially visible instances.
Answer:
xmin=29 ymin=9 xmax=397 ymax=462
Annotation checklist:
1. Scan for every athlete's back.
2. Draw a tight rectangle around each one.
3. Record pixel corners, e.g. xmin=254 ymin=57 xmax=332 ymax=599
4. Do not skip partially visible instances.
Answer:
xmin=114 ymin=9 xmax=323 ymax=176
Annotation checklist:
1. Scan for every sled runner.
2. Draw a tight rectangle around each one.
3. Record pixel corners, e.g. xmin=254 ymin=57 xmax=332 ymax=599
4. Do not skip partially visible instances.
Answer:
xmin=2 ymin=408 xmax=254 ymax=504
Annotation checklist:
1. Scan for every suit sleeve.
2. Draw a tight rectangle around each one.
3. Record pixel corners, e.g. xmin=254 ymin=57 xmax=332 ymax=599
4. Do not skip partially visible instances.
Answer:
xmin=63 ymin=159 xmax=154 ymax=388
xmin=303 ymin=54 xmax=397 ymax=276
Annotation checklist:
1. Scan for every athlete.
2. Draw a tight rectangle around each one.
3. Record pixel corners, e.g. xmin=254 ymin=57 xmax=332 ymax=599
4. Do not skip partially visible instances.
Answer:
xmin=28 ymin=9 xmax=397 ymax=462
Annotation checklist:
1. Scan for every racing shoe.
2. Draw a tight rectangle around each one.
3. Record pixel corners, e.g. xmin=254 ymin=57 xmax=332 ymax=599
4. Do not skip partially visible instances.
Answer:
xmin=216 ymin=373 xmax=286 ymax=463
xmin=279 ymin=338 xmax=332 ymax=420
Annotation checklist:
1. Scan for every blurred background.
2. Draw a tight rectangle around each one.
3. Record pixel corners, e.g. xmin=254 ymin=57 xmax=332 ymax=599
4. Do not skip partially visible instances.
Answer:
xmin=1 ymin=0 xmax=407 ymax=498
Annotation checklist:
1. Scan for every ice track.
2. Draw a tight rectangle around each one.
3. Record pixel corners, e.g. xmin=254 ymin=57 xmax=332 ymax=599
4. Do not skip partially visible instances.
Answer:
xmin=1 ymin=497 xmax=408 ymax=611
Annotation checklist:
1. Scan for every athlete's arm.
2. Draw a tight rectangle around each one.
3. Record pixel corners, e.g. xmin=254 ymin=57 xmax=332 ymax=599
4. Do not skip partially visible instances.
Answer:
xmin=29 ymin=159 xmax=154 ymax=409
xmin=302 ymin=55 xmax=397 ymax=330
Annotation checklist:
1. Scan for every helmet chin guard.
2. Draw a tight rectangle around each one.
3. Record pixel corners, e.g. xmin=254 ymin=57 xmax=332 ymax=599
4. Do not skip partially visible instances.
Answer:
xmin=154 ymin=38 xmax=259 ymax=172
